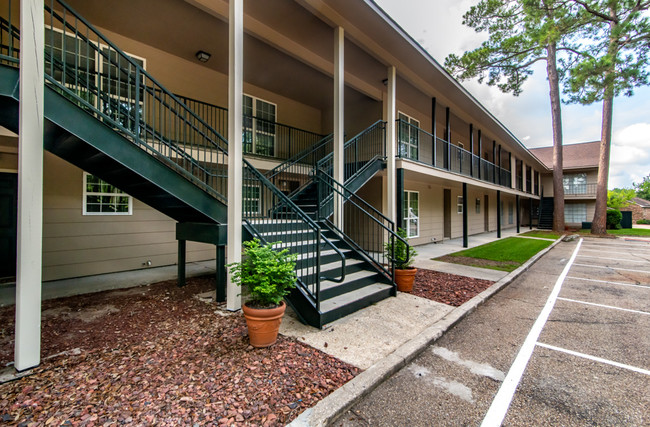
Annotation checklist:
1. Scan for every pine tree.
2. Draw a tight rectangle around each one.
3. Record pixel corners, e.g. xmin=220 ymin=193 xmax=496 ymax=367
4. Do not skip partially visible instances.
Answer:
xmin=563 ymin=0 xmax=650 ymax=234
xmin=445 ymin=0 xmax=587 ymax=232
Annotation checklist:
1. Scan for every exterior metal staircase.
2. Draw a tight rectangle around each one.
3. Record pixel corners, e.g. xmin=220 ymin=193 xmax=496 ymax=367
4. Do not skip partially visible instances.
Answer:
xmin=538 ymin=197 xmax=554 ymax=230
xmin=1 ymin=0 xmax=409 ymax=328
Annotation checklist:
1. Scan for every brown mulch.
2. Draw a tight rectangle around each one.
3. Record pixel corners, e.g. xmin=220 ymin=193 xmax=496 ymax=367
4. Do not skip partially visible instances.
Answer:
xmin=436 ymin=255 xmax=517 ymax=271
xmin=411 ymin=268 xmax=495 ymax=306
xmin=0 ymin=277 xmax=359 ymax=426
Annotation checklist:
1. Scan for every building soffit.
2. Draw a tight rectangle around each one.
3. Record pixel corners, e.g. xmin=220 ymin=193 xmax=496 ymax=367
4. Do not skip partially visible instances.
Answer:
xmin=296 ymin=0 xmax=548 ymax=171
xmin=184 ymin=0 xmax=383 ymax=101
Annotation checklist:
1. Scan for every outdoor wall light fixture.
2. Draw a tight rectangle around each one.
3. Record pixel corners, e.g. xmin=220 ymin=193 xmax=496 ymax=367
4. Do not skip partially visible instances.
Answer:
xmin=196 ymin=51 xmax=211 ymax=63
xmin=382 ymin=78 xmax=388 ymax=86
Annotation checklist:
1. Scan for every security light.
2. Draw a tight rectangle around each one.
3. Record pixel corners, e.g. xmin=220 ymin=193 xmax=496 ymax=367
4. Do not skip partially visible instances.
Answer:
xmin=195 ymin=51 xmax=211 ymax=63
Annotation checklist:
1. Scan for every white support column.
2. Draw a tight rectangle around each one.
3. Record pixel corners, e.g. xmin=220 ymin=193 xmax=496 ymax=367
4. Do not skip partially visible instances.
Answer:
xmin=385 ymin=66 xmax=397 ymax=223
xmin=226 ymin=0 xmax=243 ymax=311
xmin=511 ymin=155 xmax=517 ymax=189
xmin=522 ymin=162 xmax=527 ymax=193
xmin=15 ymin=0 xmax=44 ymax=371
xmin=333 ymin=26 xmax=344 ymax=229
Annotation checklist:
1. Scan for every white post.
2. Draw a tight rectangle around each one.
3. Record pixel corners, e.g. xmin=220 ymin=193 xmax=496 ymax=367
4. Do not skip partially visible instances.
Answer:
xmin=522 ymin=162 xmax=527 ymax=193
xmin=333 ymin=26 xmax=344 ymax=229
xmin=511 ymin=155 xmax=517 ymax=189
xmin=226 ymin=0 xmax=243 ymax=311
xmin=385 ymin=66 xmax=397 ymax=223
xmin=15 ymin=0 xmax=44 ymax=371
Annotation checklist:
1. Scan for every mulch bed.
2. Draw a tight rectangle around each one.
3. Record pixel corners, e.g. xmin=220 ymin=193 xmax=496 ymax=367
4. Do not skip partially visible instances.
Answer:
xmin=0 ymin=277 xmax=358 ymax=426
xmin=411 ymin=268 xmax=495 ymax=306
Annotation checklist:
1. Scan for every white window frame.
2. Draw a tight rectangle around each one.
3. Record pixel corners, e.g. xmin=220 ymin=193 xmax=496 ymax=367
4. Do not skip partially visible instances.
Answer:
xmin=476 ymin=198 xmax=481 ymax=214
xmin=243 ymin=93 xmax=277 ymax=157
xmin=565 ymin=203 xmax=587 ymax=223
xmin=83 ymin=172 xmax=132 ymax=216
xmin=563 ymin=173 xmax=588 ymax=195
xmin=457 ymin=195 xmax=463 ymax=214
xmin=508 ymin=202 xmax=514 ymax=224
xmin=403 ymin=190 xmax=420 ymax=238
xmin=398 ymin=111 xmax=420 ymax=160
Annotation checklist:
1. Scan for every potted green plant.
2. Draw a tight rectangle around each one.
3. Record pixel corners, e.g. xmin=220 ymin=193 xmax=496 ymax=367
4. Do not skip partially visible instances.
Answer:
xmin=385 ymin=228 xmax=418 ymax=292
xmin=228 ymin=238 xmax=297 ymax=347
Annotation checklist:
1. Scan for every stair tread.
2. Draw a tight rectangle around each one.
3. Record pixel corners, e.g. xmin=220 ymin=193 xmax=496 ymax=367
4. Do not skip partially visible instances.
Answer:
xmin=320 ymin=283 xmax=392 ymax=313
xmin=319 ymin=269 xmax=380 ymax=291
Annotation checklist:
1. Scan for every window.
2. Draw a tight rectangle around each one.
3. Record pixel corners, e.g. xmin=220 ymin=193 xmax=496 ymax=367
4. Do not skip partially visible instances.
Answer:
xmin=243 ymin=185 xmax=261 ymax=214
xmin=45 ymin=27 xmax=146 ymax=134
xmin=508 ymin=202 xmax=514 ymax=224
xmin=563 ymin=173 xmax=587 ymax=194
xmin=457 ymin=196 xmax=463 ymax=214
xmin=476 ymin=198 xmax=481 ymax=214
xmin=565 ymin=204 xmax=587 ymax=223
xmin=398 ymin=112 xmax=419 ymax=160
xmin=83 ymin=173 xmax=132 ymax=215
xmin=402 ymin=191 xmax=419 ymax=238
xmin=243 ymin=94 xmax=276 ymax=157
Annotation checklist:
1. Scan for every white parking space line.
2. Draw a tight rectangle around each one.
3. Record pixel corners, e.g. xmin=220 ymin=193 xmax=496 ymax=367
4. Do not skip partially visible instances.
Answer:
xmin=577 ymin=254 xmax=647 ymax=263
xmin=480 ymin=239 xmax=583 ymax=427
xmin=557 ymin=297 xmax=650 ymax=315
xmin=536 ymin=343 xmax=650 ymax=376
xmin=566 ymin=276 xmax=650 ymax=289
xmin=573 ymin=263 xmax=650 ymax=274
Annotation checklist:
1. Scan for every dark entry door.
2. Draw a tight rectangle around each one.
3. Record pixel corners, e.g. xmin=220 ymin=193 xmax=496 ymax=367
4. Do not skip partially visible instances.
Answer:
xmin=484 ymin=195 xmax=489 ymax=232
xmin=0 ymin=173 xmax=18 ymax=279
xmin=443 ymin=189 xmax=451 ymax=238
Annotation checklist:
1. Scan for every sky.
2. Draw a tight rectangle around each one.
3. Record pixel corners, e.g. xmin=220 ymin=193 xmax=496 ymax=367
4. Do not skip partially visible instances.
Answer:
xmin=374 ymin=0 xmax=650 ymax=190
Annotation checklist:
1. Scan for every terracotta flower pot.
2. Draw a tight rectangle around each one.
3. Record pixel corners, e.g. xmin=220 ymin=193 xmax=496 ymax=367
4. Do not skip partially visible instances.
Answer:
xmin=395 ymin=267 xmax=417 ymax=292
xmin=241 ymin=301 xmax=286 ymax=348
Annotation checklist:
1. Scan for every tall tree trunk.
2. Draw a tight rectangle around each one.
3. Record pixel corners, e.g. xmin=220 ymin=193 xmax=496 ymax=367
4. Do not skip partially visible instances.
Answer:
xmin=547 ymin=42 xmax=565 ymax=232
xmin=591 ymin=5 xmax=617 ymax=235
xmin=591 ymin=96 xmax=613 ymax=234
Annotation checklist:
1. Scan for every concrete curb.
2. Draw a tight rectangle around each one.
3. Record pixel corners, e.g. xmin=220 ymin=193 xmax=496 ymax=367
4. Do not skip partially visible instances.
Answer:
xmin=288 ymin=235 xmax=565 ymax=427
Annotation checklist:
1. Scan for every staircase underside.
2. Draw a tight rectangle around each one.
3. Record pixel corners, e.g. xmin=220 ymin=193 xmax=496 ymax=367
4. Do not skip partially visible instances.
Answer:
xmin=0 ymin=65 xmax=226 ymax=224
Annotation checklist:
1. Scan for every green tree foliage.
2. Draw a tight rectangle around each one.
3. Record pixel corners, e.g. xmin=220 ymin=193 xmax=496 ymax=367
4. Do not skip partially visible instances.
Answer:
xmin=607 ymin=187 xmax=635 ymax=208
xmin=445 ymin=0 xmax=587 ymax=232
xmin=634 ymin=174 xmax=650 ymax=200
xmin=561 ymin=0 xmax=650 ymax=234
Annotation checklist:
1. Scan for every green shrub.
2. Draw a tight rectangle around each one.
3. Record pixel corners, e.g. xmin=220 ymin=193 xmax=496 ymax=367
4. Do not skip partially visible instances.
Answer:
xmin=637 ymin=219 xmax=650 ymax=225
xmin=228 ymin=239 xmax=297 ymax=308
xmin=606 ymin=210 xmax=622 ymax=229
xmin=384 ymin=228 xmax=417 ymax=269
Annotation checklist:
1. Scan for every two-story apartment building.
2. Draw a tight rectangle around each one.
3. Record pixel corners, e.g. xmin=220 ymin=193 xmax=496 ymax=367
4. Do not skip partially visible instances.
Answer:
xmin=2 ymin=0 xmax=590 ymax=369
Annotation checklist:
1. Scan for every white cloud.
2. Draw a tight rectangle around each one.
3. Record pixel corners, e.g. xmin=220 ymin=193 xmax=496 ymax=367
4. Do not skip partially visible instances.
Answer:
xmin=610 ymin=123 xmax=650 ymax=188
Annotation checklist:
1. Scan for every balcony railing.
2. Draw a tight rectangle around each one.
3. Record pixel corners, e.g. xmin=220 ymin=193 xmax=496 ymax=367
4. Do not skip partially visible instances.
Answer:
xmin=564 ymin=183 xmax=597 ymax=196
xmin=396 ymin=120 xmax=512 ymax=189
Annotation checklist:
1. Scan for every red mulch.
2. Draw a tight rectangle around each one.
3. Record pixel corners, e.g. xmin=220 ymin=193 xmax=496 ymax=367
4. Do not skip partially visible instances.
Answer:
xmin=411 ymin=268 xmax=495 ymax=306
xmin=0 ymin=277 xmax=359 ymax=426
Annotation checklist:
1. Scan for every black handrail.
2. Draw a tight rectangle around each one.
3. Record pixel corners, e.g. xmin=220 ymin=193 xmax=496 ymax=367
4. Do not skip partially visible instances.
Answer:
xmin=314 ymin=168 xmax=412 ymax=282
xmin=243 ymin=158 xmax=346 ymax=311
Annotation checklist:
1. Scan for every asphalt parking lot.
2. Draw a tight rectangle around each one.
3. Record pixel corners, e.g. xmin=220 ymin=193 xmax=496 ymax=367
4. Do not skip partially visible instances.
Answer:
xmin=336 ymin=237 xmax=650 ymax=426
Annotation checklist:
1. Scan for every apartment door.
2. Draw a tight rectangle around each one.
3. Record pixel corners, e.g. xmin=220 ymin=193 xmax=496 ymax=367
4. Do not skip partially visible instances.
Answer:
xmin=484 ymin=195 xmax=489 ymax=232
xmin=443 ymin=189 xmax=451 ymax=239
xmin=0 ymin=173 xmax=17 ymax=279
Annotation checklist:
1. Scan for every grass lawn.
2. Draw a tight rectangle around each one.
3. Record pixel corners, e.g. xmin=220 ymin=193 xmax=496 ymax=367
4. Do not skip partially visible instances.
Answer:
xmin=520 ymin=230 xmax=562 ymax=239
xmin=437 ymin=237 xmax=553 ymax=272
xmin=580 ymin=228 xmax=650 ymax=237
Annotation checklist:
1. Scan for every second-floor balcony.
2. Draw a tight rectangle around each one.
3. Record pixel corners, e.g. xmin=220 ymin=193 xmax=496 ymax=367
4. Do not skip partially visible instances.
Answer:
xmin=564 ymin=183 xmax=597 ymax=197
xmin=397 ymin=120 xmax=517 ymax=191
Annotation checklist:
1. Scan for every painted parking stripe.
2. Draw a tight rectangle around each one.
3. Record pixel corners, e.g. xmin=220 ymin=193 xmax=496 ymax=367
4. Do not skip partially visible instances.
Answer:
xmin=536 ymin=342 xmax=650 ymax=376
xmin=557 ymin=297 xmax=650 ymax=316
xmin=566 ymin=276 xmax=650 ymax=289
xmin=480 ymin=239 xmax=583 ymax=427
xmin=576 ymin=254 xmax=647 ymax=263
xmin=573 ymin=263 xmax=650 ymax=274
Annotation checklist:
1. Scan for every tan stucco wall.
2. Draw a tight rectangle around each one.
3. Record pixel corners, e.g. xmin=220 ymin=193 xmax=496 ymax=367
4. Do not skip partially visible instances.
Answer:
xmin=42 ymin=153 xmax=213 ymax=281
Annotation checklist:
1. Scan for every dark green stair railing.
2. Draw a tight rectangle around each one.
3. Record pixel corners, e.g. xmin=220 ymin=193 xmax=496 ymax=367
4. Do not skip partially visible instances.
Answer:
xmin=1 ymin=0 xmax=230 ymax=203
xmin=243 ymin=158 xmax=345 ymax=312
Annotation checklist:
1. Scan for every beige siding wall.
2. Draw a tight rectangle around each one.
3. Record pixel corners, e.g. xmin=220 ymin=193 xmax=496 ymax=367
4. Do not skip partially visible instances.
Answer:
xmin=42 ymin=153 xmax=213 ymax=281
xmin=97 ymin=27 xmax=323 ymax=134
